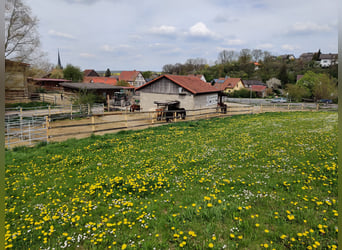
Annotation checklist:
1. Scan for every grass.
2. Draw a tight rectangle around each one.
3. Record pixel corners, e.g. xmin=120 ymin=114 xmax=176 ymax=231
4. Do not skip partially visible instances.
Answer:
xmin=5 ymin=111 xmax=337 ymax=249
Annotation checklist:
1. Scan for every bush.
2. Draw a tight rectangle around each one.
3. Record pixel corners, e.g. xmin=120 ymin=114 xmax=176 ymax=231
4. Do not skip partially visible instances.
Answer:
xmin=229 ymin=88 xmax=256 ymax=98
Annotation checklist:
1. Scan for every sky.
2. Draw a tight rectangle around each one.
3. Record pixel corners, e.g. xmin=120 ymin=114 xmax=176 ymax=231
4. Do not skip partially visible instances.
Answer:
xmin=26 ymin=0 xmax=338 ymax=72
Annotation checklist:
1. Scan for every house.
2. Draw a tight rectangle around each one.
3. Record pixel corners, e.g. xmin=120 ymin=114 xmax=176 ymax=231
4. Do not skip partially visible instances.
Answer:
xmin=319 ymin=53 xmax=338 ymax=67
xmin=119 ymin=70 xmax=146 ymax=87
xmin=5 ymin=59 xmax=30 ymax=103
xmin=83 ymin=69 xmax=100 ymax=77
xmin=299 ymin=53 xmax=314 ymax=62
xmin=136 ymin=74 xmax=220 ymax=111
xmin=83 ymin=76 xmax=118 ymax=86
xmin=243 ymin=80 xmax=266 ymax=88
xmin=243 ymin=80 xmax=267 ymax=97
xmin=213 ymin=77 xmax=245 ymax=94
xmin=296 ymin=75 xmax=304 ymax=82
xmin=251 ymin=85 xmax=267 ymax=98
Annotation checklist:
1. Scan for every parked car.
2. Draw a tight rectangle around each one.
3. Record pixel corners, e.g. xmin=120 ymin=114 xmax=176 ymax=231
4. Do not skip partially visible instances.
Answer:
xmin=271 ymin=97 xmax=287 ymax=103
xmin=318 ymin=99 xmax=333 ymax=104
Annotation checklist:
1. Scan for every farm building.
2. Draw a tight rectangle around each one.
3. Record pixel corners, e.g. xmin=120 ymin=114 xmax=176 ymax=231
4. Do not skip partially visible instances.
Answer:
xmin=136 ymin=74 xmax=220 ymax=111
xmin=5 ymin=59 xmax=30 ymax=103
xmin=59 ymin=82 xmax=134 ymax=101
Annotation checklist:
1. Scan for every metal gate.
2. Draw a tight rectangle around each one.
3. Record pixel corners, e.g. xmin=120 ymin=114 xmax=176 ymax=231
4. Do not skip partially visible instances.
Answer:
xmin=5 ymin=114 xmax=47 ymax=149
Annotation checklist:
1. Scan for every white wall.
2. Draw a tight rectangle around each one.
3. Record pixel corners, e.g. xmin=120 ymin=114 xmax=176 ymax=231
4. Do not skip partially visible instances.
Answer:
xmin=139 ymin=92 xmax=218 ymax=111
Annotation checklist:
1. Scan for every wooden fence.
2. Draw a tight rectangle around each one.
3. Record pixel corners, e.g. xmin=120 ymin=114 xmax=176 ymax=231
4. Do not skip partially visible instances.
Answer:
xmin=5 ymin=102 xmax=337 ymax=147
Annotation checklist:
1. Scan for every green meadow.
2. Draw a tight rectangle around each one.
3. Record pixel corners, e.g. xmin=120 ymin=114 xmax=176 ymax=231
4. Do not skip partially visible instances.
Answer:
xmin=5 ymin=112 xmax=337 ymax=249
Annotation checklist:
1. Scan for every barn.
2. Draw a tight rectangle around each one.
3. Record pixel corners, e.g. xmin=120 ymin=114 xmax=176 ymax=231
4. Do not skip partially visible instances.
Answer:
xmin=136 ymin=74 xmax=220 ymax=111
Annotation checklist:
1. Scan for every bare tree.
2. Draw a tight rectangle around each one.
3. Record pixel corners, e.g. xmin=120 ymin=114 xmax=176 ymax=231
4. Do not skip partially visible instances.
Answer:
xmin=217 ymin=50 xmax=237 ymax=64
xmin=252 ymin=49 xmax=263 ymax=62
xmin=238 ymin=49 xmax=252 ymax=64
xmin=5 ymin=0 xmax=40 ymax=62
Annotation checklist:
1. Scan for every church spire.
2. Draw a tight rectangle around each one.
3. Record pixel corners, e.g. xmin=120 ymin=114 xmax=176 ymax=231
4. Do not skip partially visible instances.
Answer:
xmin=57 ymin=49 xmax=63 ymax=69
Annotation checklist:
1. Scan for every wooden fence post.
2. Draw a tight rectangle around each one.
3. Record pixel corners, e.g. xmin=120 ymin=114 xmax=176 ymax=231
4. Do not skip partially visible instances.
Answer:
xmin=316 ymin=103 xmax=319 ymax=111
xmin=70 ymin=104 xmax=73 ymax=119
xmin=92 ymin=116 xmax=95 ymax=133
xmin=45 ymin=116 xmax=49 ymax=143
xmin=260 ymin=104 xmax=263 ymax=113
xmin=301 ymin=103 xmax=304 ymax=110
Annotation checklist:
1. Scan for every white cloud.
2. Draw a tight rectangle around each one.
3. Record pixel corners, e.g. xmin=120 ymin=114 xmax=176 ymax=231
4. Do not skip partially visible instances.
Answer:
xmin=188 ymin=22 xmax=217 ymax=38
xmin=257 ymin=43 xmax=274 ymax=49
xmin=100 ymin=44 xmax=114 ymax=52
xmin=287 ymin=22 xmax=333 ymax=35
xmin=225 ymin=39 xmax=245 ymax=46
xmin=281 ymin=44 xmax=300 ymax=51
xmin=150 ymin=25 xmax=177 ymax=35
xmin=80 ymin=53 xmax=96 ymax=58
xmin=48 ymin=29 xmax=75 ymax=40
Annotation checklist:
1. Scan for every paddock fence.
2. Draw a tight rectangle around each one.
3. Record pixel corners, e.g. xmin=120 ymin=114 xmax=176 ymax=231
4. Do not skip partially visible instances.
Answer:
xmin=5 ymin=102 xmax=337 ymax=148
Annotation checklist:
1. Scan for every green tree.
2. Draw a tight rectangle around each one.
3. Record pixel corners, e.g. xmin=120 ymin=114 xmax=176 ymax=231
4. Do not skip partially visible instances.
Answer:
xmin=312 ymin=74 xmax=337 ymax=101
xmin=105 ymin=68 xmax=111 ymax=77
xmin=278 ymin=63 xmax=288 ymax=88
xmin=286 ymin=84 xmax=311 ymax=102
xmin=116 ymin=80 xmax=130 ymax=87
xmin=63 ymin=64 xmax=83 ymax=82
xmin=49 ymin=68 xmax=64 ymax=79
xmin=142 ymin=71 xmax=152 ymax=79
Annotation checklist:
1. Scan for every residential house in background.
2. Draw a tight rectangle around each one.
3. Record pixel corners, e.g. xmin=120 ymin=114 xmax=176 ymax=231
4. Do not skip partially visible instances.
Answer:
xmin=5 ymin=59 xmax=30 ymax=103
xmin=243 ymin=80 xmax=267 ymax=98
xmin=319 ymin=53 xmax=338 ymax=67
xmin=299 ymin=53 xmax=314 ymax=62
xmin=83 ymin=69 xmax=100 ymax=77
xmin=213 ymin=77 xmax=245 ymax=94
xmin=119 ymin=70 xmax=146 ymax=87
xmin=136 ymin=75 xmax=220 ymax=111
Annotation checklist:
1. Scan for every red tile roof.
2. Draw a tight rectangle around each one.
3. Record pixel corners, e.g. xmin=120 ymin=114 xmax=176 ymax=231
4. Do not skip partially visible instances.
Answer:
xmin=83 ymin=77 xmax=118 ymax=86
xmin=119 ymin=70 xmax=140 ymax=82
xmin=214 ymin=78 xmax=242 ymax=91
xmin=251 ymin=85 xmax=266 ymax=92
xmin=137 ymin=74 xmax=219 ymax=95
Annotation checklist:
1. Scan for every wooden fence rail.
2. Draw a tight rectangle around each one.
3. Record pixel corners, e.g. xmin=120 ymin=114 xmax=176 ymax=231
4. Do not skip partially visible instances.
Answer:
xmin=6 ymin=102 xmax=337 ymax=147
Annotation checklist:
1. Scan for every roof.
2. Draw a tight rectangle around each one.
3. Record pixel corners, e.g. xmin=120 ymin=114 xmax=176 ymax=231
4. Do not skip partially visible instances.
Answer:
xmin=243 ymin=80 xmax=266 ymax=86
xmin=59 ymin=82 xmax=134 ymax=90
xmin=28 ymin=77 xmax=71 ymax=83
xmin=83 ymin=69 xmax=99 ymax=77
xmin=214 ymin=78 xmax=242 ymax=91
xmin=319 ymin=53 xmax=338 ymax=60
xmin=83 ymin=76 xmax=118 ymax=86
xmin=5 ymin=59 xmax=30 ymax=67
xmin=137 ymin=74 xmax=219 ymax=95
xmin=297 ymin=75 xmax=304 ymax=81
xmin=119 ymin=70 xmax=141 ymax=82
xmin=251 ymin=85 xmax=266 ymax=92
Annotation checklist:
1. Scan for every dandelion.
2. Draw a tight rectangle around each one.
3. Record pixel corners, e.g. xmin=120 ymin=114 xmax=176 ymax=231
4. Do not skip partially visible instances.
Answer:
xmin=280 ymin=235 xmax=287 ymax=239
xmin=208 ymin=243 xmax=214 ymax=248
xmin=207 ymin=203 xmax=213 ymax=208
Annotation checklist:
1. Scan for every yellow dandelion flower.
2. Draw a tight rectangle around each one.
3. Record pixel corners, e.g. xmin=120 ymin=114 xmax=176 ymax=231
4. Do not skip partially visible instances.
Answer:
xmin=208 ymin=243 xmax=214 ymax=248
